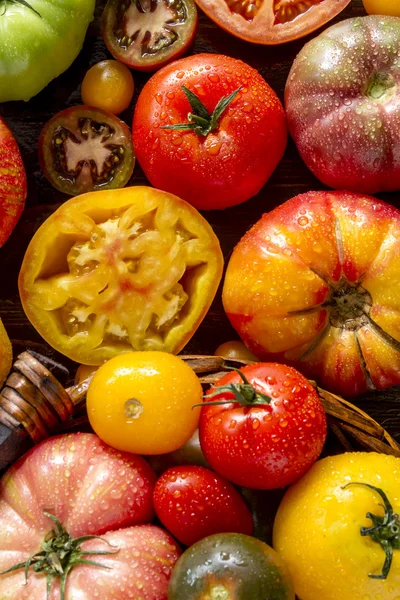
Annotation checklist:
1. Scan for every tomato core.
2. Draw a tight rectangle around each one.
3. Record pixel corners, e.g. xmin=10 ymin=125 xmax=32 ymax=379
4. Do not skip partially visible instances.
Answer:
xmin=53 ymin=118 xmax=126 ymax=189
xmin=115 ymin=0 xmax=187 ymax=56
xmin=125 ymin=398 xmax=144 ymax=419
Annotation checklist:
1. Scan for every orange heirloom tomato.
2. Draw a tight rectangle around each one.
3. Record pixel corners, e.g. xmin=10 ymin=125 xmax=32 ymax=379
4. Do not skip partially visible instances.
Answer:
xmin=362 ymin=0 xmax=400 ymax=16
xmin=87 ymin=351 xmax=203 ymax=454
xmin=223 ymin=191 xmax=400 ymax=398
xmin=19 ymin=186 xmax=223 ymax=365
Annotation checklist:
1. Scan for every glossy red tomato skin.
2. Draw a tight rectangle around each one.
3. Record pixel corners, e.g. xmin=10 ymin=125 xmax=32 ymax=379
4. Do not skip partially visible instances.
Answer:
xmin=285 ymin=16 xmax=400 ymax=194
xmin=132 ymin=54 xmax=287 ymax=210
xmin=199 ymin=364 xmax=327 ymax=490
xmin=153 ymin=466 xmax=253 ymax=546
xmin=0 ymin=433 xmax=182 ymax=599
xmin=0 ymin=117 xmax=27 ymax=247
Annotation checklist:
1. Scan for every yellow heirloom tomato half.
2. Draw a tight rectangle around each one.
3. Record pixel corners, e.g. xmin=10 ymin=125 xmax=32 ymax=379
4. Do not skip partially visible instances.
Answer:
xmin=0 ymin=319 xmax=12 ymax=387
xmin=273 ymin=452 xmax=400 ymax=600
xmin=18 ymin=186 xmax=223 ymax=365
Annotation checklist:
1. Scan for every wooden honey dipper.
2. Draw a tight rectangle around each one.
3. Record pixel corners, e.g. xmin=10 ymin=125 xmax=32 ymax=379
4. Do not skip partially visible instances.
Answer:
xmin=0 ymin=351 xmax=399 ymax=472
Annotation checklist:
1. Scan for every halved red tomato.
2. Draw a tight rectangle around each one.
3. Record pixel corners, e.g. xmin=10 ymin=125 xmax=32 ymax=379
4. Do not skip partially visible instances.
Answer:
xmin=102 ymin=0 xmax=198 ymax=72
xmin=39 ymin=106 xmax=135 ymax=196
xmin=194 ymin=0 xmax=351 ymax=45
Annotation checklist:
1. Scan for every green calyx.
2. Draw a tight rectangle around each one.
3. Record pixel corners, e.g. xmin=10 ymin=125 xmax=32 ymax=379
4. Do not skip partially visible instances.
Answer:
xmin=0 ymin=510 xmax=119 ymax=600
xmin=161 ymin=85 xmax=242 ymax=137
xmin=0 ymin=0 xmax=41 ymax=16
xmin=194 ymin=366 xmax=271 ymax=409
xmin=343 ymin=483 xmax=400 ymax=580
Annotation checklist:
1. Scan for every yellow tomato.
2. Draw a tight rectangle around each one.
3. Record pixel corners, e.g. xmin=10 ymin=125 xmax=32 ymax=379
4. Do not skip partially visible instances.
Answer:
xmin=273 ymin=453 xmax=400 ymax=600
xmin=87 ymin=351 xmax=203 ymax=455
xmin=214 ymin=340 xmax=258 ymax=362
xmin=81 ymin=60 xmax=134 ymax=115
xmin=363 ymin=0 xmax=400 ymax=16
xmin=0 ymin=319 xmax=12 ymax=387
xmin=74 ymin=364 xmax=99 ymax=384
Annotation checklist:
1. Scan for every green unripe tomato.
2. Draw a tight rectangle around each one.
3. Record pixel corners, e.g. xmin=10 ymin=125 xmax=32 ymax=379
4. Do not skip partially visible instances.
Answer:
xmin=0 ymin=0 xmax=95 ymax=102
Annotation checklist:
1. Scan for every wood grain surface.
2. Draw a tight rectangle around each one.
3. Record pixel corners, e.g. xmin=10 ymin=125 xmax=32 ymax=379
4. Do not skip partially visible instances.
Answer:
xmin=1 ymin=0 xmax=399 ymax=440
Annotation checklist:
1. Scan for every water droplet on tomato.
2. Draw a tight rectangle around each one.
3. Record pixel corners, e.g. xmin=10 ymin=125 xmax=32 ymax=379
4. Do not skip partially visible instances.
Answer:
xmin=252 ymin=418 xmax=260 ymax=430
xmin=297 ymin=216 xmax=309 ymax=226
xmin=229 ymin=419 xmax=237 ymax=429
xmin=279 ymin=419 xmax=288 ymax=428
xmin=208 ymin=74 xmax=220 ymax=83
xmin=206 ymin=142 xmax=222 ymax=156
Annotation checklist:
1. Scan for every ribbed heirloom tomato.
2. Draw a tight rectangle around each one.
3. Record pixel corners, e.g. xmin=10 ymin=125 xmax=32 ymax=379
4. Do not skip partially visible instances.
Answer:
xmin=223 ymin=191 xmax=400 ymax=398
xmin=133 ymin=53 xmax=287 ymax=210
xmin=0 ymin=433 xmax=181 ymax=600
xmin=18 ymin=186 xmax=223 ymax=364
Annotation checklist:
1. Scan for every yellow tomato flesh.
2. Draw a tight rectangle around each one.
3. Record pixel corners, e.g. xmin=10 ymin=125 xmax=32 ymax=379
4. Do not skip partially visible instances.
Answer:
xmin=87 ymin=351 xmax=203 ymax=455
xmin=81 ymin=60 xmax=134 ymax=115
xmin=363 ymin=0 xmax=400 ymax=16
xmin=273 ymin=453 xmax=400 ymax=600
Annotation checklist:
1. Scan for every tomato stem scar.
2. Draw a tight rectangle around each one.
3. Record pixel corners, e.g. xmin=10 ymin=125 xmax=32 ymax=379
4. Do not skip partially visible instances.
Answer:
xmin=125 ymin=398 xmax=144 ymax=420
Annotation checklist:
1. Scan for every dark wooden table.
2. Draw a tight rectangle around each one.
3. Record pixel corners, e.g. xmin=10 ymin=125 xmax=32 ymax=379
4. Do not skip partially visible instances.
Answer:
xmin=1 ymin=0 xmax=399 ymax=441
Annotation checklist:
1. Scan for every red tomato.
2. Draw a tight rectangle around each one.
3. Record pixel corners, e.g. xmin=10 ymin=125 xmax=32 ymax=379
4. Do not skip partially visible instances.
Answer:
xmin=223 ymin=191 xmax=400 ymax=398
xmin=195 ymin=0 xmax=350 ymax=45
xmin=199 ymin=363 xmax=327 ymax=490
xmin=132 ymin=54 xmax=287 ymax=210
xmin=0 ymin=433 xmax=181 ymax=599
xmin=285 ymin=16 xmax=400 ymax=194
xmin=153 ymin=466 xmax=253 ymax=546
xmin=0 ymin=117 xmax=27 ymax=247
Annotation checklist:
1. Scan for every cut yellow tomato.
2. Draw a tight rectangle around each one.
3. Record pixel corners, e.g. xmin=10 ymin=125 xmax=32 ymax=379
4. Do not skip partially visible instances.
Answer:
xmin=19 ymin=186 xmax=223 ymax=365
xmin=87 ymin=351 xmax=203 ymax=454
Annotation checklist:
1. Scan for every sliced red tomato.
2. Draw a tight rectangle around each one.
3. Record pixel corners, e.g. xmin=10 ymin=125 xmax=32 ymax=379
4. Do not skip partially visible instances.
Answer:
xmin=195 ymin=0 xmax=351 ymax=45
xmin=0 ymin=117 xmax=27 ymax=247
xmin=102 ymin=0 xmax=198 ymax=72
xmin=38 ymin=106 xmax=135 ymax=196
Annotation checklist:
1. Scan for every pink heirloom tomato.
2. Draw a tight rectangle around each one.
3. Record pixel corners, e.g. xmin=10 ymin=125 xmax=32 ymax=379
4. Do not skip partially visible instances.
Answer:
xmin=285 ymin=16 xmax=400 ymax=194
xmin=0 ymin=433 xmax=181 ymax=600
xmin=223 ymin=191 xmax=400 ymax=398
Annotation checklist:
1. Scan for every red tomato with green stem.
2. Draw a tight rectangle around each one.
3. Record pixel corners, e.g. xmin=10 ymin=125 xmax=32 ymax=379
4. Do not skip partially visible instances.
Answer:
xmin=132 ymin=54 xmax=287 ymax=210
xmin=199 ymin=364 xmax=327 ymax=490
xmin=153 ymin=465 xmax=253 ymax=546
xmin=0 ymin=117 xmax=27 ymax=247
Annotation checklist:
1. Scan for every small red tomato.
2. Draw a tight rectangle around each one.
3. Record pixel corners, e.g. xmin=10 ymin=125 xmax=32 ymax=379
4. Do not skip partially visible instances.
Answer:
xmin=153 ymin=466 xmax=253 ymax=546
xmin=199 ymin=364 xmax=327 ymax=490
xmin=0 ymin=117 xmax=27 ymax=247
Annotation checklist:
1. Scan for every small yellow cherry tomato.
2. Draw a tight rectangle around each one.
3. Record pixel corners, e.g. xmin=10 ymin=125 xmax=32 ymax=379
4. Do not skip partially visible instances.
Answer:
xmin=74 ymin=364 xmax=99 ymax=384
xmin=214 ymin=341 xmax=258 ymax=362
xmin=362 ymin=0 xmax=400 ymax=16
xmin=87 ymin=351 xmax=203 ymax=455
xmin=81 ymin=60 xmax=134 ymax=115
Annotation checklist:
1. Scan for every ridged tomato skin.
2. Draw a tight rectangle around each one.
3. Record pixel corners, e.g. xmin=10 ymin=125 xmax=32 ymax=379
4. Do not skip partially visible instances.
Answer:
xmin=133 ymin=54 xmax=287 ymax=210
xmin=223 ymin=190 xmax=400 ymax=398
xmin=285 ymin=16 xmax=400 ymax=194
xmin=0 ymin=117 xmax=27 ymax=247
xmin=0 ymin=433 xmax=182 ymax=600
